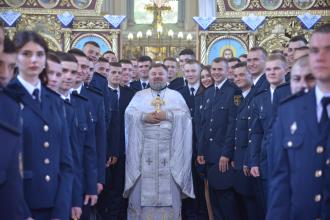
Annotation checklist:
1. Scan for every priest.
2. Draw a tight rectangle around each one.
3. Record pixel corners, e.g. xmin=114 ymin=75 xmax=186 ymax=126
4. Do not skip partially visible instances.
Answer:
xmin=124 ymin=63 xmax=195 ymax=220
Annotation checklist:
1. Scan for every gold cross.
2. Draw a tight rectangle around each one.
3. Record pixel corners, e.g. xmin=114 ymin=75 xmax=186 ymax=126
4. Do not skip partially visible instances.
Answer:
xmin=151 ymin=96 xmax=165 ymax=113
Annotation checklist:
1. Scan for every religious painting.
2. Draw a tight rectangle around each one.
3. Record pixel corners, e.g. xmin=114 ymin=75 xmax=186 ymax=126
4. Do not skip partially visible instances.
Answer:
xmin=70 ymin=0 xmax=92 ymax=9
xmin=293 ymin=0 xmax=315 ymax=9
xmin=37 ymin=0 xmax=60 ymax=8
xmin=228 ymin=0 xmax=250 ymax=11
xmin=207 ymin=36 xmax=247 ymax=64
xmin=260 ymin=0 xmax=283 ymax=10
xmin=72 ymin=34 xmax=112 ymax=54
xmin=4 ymin=0 xmax=26 ymax=7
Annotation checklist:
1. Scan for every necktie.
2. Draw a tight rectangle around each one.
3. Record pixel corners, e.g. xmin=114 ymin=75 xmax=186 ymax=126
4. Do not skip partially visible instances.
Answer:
xmin=142 ymin=82 xmax=147 ymax=89
xmin=190 ymin=87 xmax=195 ymax=96
xmin=65 ymin=98 xmax=70 ymax=103
xmin=215 ymin=87 xmax=221 ymax=94
xmin=113 ymin=89 xmax=118 ymax=99
xmin=32 ymin=88 xmax=40 ymax=103
xmin=72 ymin=90 xmax=78 ymax=95
xmin=319 ymin=97 xmax=330 ymax=132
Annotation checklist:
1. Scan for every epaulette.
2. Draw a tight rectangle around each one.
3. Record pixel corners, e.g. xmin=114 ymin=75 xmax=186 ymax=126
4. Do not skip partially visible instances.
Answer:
xmin=278 ymin=89 xmax=306 ymax=105
xmin=86 ymin=85 xmax=104 ymax=96
xmin=94 ymin=72 xmax=107 ymax=80
xmin=44 ymin=86 xmax=61 ymax=97
xmin=71 ymin=92 xmax=88 ymax=101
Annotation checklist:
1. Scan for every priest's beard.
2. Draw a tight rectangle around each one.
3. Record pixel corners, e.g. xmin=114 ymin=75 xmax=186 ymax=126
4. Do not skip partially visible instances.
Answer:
xmin=150 ymin=81 xmax=167 ymax=91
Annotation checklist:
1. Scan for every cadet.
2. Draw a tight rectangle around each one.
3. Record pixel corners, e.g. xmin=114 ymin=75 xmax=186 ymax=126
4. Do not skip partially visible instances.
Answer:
xmin=0 ymin=37 xmax=17 ymax=87
xmin=98 ymin=62 xmax=134 ymax=220
xmin=179 ymin=48 xmax=196 ymax=73
xmin=267 ymin=23 xmax=330 ymax=220
xmin=197 ymin=57 xmax=241 ymax=220
xmin=164 ymin=57 xmax=184 ymax=90
xmin=231 ymin=62 xmax=258 ymax=220
xmin=130 ymin=55 xmax=152 ymax=92
xmin=0 ymin=33 xmax=25 ymax=220
xmin=179 ymin=60 xmax=208 ymax=220
xmin=290 ymin=55 xmax=315 ymax=94
xmin=57 ymin=51 xmax=98 ymax=220
xmin=246 ymin=47 xmax=269 ymax=94
xmin=248 ymin=54 xmax=290 ymax=218
xmin=8 ymin=31 xmax=73 ymax=220
xmin=119 ymin=59 xmax=134 ymax=87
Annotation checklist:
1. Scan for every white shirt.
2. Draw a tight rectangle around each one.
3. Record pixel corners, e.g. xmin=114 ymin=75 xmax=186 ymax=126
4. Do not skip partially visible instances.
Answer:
xmin=60 ymin=93 xmax=70 ymax=101
xmin=270 ymin=87 xmax=275 ymax=103
xmin=315 ymin=86 xmax=330 ymax=122
xmin=71 ymin=84 xmax=83 ymax=94
xmin=188 ymin=82 xmax=200 ymax=96
xmin=215 ymin=79 xmax=227 ymax=91
xmin=253 ymin=74 xmax=263 ymax=86
xmin=140 ymin=80 xmax=149 ymax=88
xmin=17 ymin=75 xmax=41 ymax=99
xmin=109 ymin=85 xmax=120 ymax=100
xmin=242 ymin=88 xmax=251 ymax=98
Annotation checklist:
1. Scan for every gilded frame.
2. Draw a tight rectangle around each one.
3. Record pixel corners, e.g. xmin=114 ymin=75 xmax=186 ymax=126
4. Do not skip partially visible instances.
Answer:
xmin=206 ymin=35 xmax=248 ymax=64
xmin=216 ymin=0 xmax=330 ymax=17
xmin=0 ymin=0 xmax=103 ymax=16
xmin=4 ymin=0 xmax=26 ymax=8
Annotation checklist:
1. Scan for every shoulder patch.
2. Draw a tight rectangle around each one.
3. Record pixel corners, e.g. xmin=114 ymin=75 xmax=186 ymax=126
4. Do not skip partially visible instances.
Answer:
xmin=234 ymin=95 xmax=242 ymax=106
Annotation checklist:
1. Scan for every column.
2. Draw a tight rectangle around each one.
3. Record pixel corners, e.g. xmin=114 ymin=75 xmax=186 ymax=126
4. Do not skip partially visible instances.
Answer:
xmin=200 ymin=33 xmax=207 ymax=65
xmin=62 ymin=28 xmax=72 ymax=52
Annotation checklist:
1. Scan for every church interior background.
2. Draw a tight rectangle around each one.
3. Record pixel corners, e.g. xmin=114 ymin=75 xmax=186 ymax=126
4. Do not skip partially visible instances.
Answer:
xmin=0 ymin=0 xmax=329 ymax=63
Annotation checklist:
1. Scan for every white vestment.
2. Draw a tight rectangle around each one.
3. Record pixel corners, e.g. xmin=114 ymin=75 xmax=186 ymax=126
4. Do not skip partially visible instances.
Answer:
xmin=124 ymin=88 xmax=195 ymax=220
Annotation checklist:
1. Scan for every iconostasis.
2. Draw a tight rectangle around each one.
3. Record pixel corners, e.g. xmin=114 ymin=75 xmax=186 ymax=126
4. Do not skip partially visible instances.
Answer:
xmin=197 ymin=0 xmax=330 ymax=64
xmin=0 ymin=0 xmax=122 ymax=57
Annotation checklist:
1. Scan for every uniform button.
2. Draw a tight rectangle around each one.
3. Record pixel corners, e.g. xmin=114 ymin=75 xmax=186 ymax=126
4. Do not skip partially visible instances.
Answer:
xmin=248 ymin=117 xmax=251 ymax=120
xmin=43 ymin=142 xmax=50 ymax=148
xmin=248 ymin=140 xmax=251 ymax=143
xmin=43 ymin=125 xmax=49 ymax=132
xmin=316 ymin=146 xmax=324 ymax=154
xmin=235 ymin=137 xmax=237 ymax=140
xmin=209 ymin=128 xmax=213 ymax=132
xmin=44 ymin=158 xmax=50 ymax=165
xmin=315 ymin=170 xmax=322 ymax=178
xmin=287 ymin=141 xmax=293 ymax=148
xmin=326 ymin=159 xmax=330 ymax=165
xmin=210 ymin=119 xmax=213 ymax=122
xmin=234 ymin=146 xmax=237 ymax=150
xmin=235 ymin=128 xmax=238 ymax=131
xmin=45 ymin=175 xmax=51 ymax=182
xmin=236 ymin=118 xmax=238 ymax=121
xmin=248 ymin=128 xmax=251 ymax=132
xmin=209 ymin=138 xmax=213 ymax=142
xmin=315 ymin=194 xmax=321 ymax=202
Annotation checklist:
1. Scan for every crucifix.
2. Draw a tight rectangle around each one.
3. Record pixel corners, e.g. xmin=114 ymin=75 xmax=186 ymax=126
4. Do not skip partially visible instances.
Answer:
xmin=161 ymin=158 xmax=167 ymax=166
xmin=146 ymin=157 xmax=153 ymax=165
xmin=151 ymin=95 xmax=165 ymax=113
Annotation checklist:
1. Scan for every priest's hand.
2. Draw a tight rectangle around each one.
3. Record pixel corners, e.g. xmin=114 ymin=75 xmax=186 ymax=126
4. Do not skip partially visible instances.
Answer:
xmin=144 ymin=112 xmax=161 ymax=124
xmin=106 ymin=156 xmax=118 ymax=167
xmin=71 ymin=207 xmax=82 ymax=220
xmin=154 ymin=111 xmax=167 ymax=121
xmin=243 ymin=165 xmax=250 ymax=176
xmin=250 ymin=166 xmax=260 ymax=177
xmin=219 ymin=156 xmax=229 ymax=172
xmin=97 ymin=183 xmax=103 ymax=194
xmin=197 ymin=155 xmax=205 ymax=165
xmin=84 ymin=194 xmax=98 ymax=206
